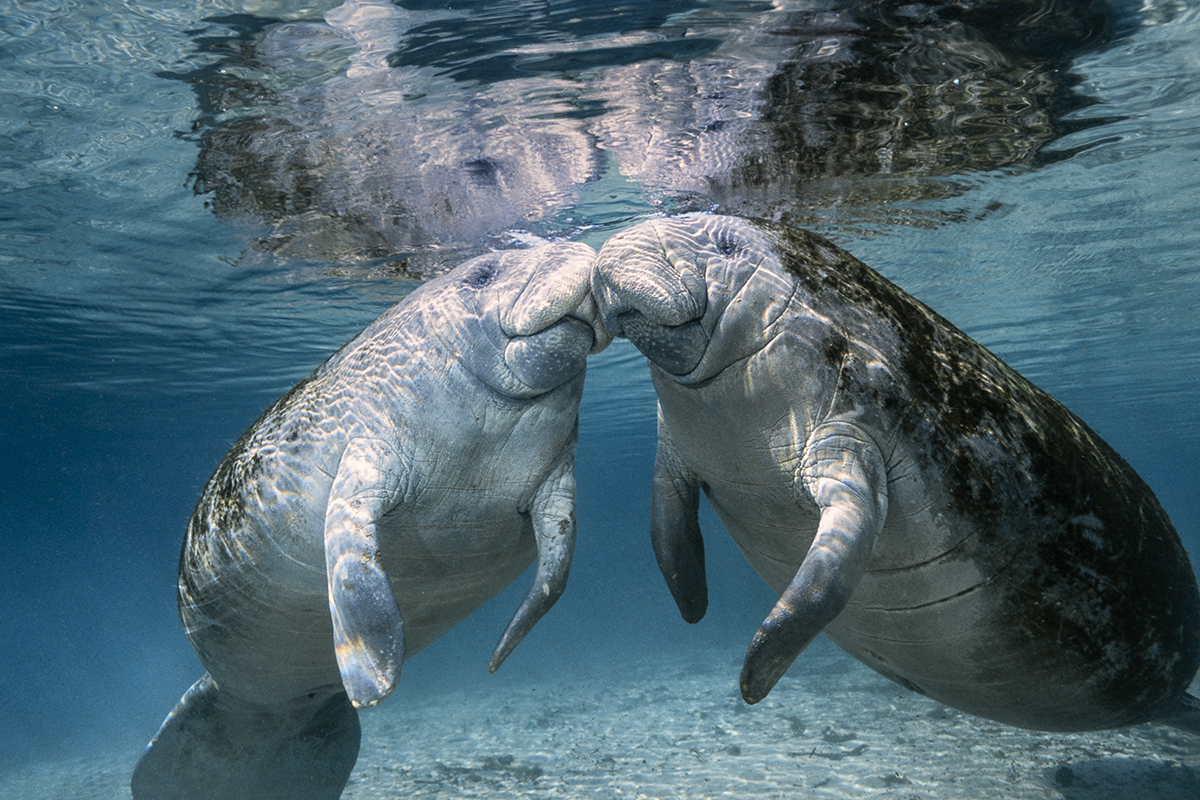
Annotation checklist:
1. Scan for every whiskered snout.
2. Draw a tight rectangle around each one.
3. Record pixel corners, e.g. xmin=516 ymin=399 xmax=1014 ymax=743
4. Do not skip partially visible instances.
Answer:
xmin=504 ymin=316 xmax=595 ymax=394
xmin=499 ymin=241 xmax=612 ymax=357
xmin=594 ymin=222 xmax=707 ymax=326
xmin=593 ymin=219 xmax=712 ymax=375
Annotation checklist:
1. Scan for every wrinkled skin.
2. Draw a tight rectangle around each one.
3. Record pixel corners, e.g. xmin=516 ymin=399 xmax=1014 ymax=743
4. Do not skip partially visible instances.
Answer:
xmin=132 ymin=241 xmax=610 ymax=800
xmin=593 ymin=214 xmax=1200 ymax=734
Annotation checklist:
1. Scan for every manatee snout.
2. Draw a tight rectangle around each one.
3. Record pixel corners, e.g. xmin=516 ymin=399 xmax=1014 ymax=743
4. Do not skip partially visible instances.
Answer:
xmin=594 ymin=224 xmax=711 ymax=374
xmin=614 ymin=311 xmax=708 ymax=376
xmin=448 ymin=242 xmax=613 ymax=397
xmin=504 ymin=315 xmax=595 ymax=392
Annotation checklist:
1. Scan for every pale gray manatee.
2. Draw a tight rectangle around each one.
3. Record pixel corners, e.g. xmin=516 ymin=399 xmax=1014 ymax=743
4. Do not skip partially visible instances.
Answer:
xmin=592 ymin=213 xmax=1200 ymax=734
xmin=131 ymin=241 xmax=609 ymax=800
xmin=186 ymin=0 xmax=599 ymax=268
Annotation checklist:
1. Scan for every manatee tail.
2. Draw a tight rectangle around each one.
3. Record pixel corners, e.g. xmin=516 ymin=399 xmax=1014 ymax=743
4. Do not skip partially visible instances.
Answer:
xmin=131 ymin=674 xmax=360 ymax=800
xmin=1161 ymin=692 xmax=1200 ymax=736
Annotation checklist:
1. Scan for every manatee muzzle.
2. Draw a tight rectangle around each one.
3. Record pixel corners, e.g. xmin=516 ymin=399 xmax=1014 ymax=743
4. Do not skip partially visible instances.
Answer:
xmin=504 ymin=316 xmax=595 ymax=393
xmin=618 ymin=310 xmax=709 ymax=376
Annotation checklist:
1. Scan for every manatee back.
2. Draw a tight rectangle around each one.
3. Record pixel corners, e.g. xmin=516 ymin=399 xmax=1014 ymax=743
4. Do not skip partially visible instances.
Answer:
xmin=760 ymin=222 xmax=1200 ymax=730
xmin=177 ymin=368 xmax=355 ymax=703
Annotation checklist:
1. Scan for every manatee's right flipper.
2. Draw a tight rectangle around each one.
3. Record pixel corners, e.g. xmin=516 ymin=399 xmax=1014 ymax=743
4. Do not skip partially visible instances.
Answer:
xmin=131 ymin=674 xmax=360 ymax=800
xmin=1162 ymin=692 xmax=1200 ymax=735
xmin=740 ymin=421 xmax=888 ymax=704
xmin=326 ymin=437 xmax=408 ymax=708
xmin=489 ymin=441 xmax=580 ymax=672
xmin=650 ymin=411 xmax=707 ymax=624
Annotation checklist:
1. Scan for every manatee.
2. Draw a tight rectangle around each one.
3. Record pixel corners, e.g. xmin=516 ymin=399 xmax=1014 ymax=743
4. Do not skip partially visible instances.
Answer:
xmin=592 ymin=213 xmax=1200 ymax=733
xmin=131 ymin=241 xmax=609 ymax=800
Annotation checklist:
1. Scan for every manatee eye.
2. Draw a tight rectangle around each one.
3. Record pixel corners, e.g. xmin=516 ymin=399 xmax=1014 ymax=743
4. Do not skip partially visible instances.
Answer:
xmin=715 ymin=237 xmax=739 ymax=257
xmin=464 ymin=260 xmax=499 ymax=289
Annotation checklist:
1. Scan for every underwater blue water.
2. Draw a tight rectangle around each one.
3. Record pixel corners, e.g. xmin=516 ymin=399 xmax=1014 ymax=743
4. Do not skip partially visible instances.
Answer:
xmin=1 ymin=0 xmax=1199 ymax=783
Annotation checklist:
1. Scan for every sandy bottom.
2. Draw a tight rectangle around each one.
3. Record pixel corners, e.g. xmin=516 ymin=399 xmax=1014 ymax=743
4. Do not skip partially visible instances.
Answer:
xmin=5 ymin=642 xmax=1199 ymax=799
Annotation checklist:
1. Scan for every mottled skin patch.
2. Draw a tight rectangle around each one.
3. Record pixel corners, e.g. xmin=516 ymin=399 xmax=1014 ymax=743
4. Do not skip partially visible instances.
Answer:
xmin=594 ymin=214 xmax=1199 ymax=732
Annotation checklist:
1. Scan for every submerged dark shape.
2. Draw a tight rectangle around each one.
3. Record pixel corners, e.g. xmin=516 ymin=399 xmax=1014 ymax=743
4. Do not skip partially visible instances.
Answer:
xmin=591 ymin=0 xmax=1122 ymax=219
xmin=593 ymin=214 xmax=1200 ymax=734
xmin=131 ymin=242 xmax=609 ymax=799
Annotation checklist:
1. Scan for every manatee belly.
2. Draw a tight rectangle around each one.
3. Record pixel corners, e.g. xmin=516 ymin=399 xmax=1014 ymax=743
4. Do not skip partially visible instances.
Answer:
xmin=696 ymin=423 xmax=1200 ymax=731
xmin=825 ymin=508 xmax=1200 ymax=731
xmin=182 ymin=508 xmax=537 ymax=703
xmin=180 ymin=516 xmax=338 ymax=706
xmin=379 ymin=514 xmax=537 ymax=657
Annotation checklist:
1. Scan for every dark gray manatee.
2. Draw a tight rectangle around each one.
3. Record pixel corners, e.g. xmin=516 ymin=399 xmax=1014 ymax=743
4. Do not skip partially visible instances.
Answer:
xmin=590 ymin=0 xmax=1122 ymax=220
xmin=131 ymin=241 xmax=609 ymax=800
xmin=593 ymin=213 xmax=1200 ymax=733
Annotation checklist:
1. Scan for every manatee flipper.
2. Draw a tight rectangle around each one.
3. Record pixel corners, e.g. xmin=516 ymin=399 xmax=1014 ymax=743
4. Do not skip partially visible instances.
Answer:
xmin=741 ymin=421 xmax=888 ymax=703
xmin=131 ymin=674 xmax=360 ymax=800
xmin=650 ymin=411 xmax=708 ymax=624
xmin=326 ymin=437 xmax=407 ymax=708
xmin=489 ymin=444 xmax=579 ymax=672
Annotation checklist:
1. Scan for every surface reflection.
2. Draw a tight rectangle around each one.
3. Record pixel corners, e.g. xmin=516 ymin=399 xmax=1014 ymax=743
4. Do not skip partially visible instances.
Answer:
xmin=592 ymin=0 xmax=1122 ymax=219
xmin=177 ymin=0 xmax=1130 ymax=265
xmin=179 ymin=0 xmax=600 ymax=270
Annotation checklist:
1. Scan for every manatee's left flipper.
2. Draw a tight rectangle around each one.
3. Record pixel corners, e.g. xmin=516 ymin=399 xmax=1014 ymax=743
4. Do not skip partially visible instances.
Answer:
xmin=489 ymin=440 xmax=579 ymax=672
xmin=651 ymin=409 xmax=708 ymax=624
xmin=1162 ymin=692 xmax=1200 ymax=735
xmin=131 ymin=674 xmax=360 ymax=800
xmin=326 ymin=437 xmax=408 ymax=708
xmin=741 ymin=421 xmax=888 ymax=703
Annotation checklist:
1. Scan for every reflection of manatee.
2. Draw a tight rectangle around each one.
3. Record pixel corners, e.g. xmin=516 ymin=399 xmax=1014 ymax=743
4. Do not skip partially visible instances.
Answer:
xmin=593 ymin=214 xmax=1200 ymax=734
xmin=131 ymin=242 xmax=607 ymax=800
xmin=180 ymin=0 xmax=1129 ymax=268
xmin=187 ymin=0 xmax=599 ymax=266
xmin=591 ymin=0 xmax=1120 ymax=217
xmin=179 ymin=0 xmax=1132 ymax=266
